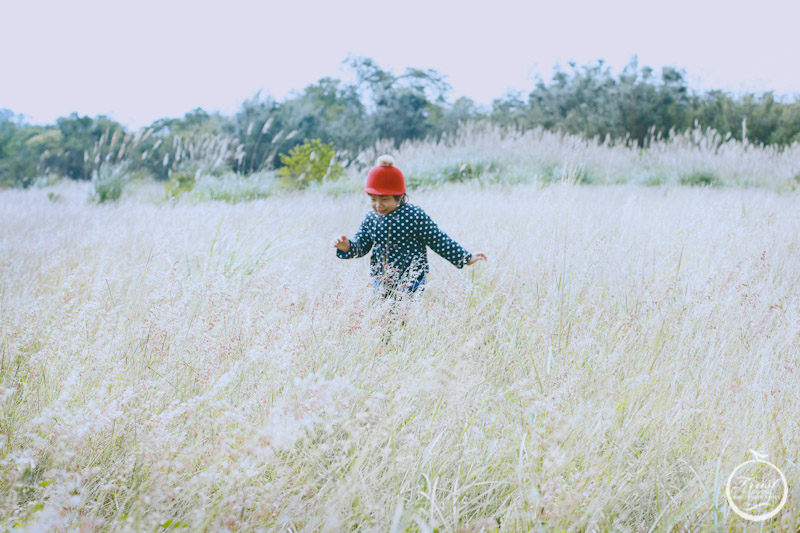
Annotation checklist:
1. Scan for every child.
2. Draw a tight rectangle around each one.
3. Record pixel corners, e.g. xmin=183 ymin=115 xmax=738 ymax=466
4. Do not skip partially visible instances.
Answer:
xmin=332 ymin=155 xmax=487 ymax=300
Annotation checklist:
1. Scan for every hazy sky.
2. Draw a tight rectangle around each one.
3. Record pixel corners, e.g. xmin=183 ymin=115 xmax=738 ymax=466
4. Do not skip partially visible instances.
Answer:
xmin=3 ymin=0 xmax=799 ymax=130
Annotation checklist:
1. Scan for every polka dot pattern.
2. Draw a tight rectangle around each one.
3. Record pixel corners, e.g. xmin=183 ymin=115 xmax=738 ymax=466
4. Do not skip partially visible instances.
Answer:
xmin=336 ymin=203 xmax=473 ymax=284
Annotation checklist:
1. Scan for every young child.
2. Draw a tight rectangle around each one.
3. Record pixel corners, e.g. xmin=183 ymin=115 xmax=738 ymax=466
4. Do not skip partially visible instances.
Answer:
xmin=332 ymin=155 xmax=487 ymax=300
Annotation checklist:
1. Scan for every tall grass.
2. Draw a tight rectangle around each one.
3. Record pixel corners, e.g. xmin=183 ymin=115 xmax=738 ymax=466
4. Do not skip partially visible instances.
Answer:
xmin=1 ymin=176 xmax=799 ymax=530
xmin=349 ymin=121 xmax=800 ymax=192
xmin=34 ymin=120 xmax=800 ymax=205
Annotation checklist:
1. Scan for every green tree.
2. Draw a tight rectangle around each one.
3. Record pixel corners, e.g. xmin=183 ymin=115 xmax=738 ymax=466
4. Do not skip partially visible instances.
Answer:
xmin=225 ymin=92 xmax=284 ymax=174
xmin=278 ymin=77 xmax=369 ymax=159
xmin=54 ymin=113 xmax=126 ymax=180
xmin=345 ymin=55 xmax=452 ymax=145
xmin=0 ymin=112 xmax=45 ymax=187
xmin=428 ymin=96 xmax=485 ymax=138
xmin=490 ymin=91 xmax=529 ymax=130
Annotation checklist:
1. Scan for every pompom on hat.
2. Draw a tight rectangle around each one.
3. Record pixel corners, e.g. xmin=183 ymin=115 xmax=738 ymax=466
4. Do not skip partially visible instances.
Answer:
xmin=364 ymin=155 xmax=405 ymax=195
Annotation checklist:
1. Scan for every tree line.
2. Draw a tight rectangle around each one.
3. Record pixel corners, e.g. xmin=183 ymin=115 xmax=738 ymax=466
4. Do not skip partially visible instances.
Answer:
xmin=2 ymin=56 xmax=799 ymax=187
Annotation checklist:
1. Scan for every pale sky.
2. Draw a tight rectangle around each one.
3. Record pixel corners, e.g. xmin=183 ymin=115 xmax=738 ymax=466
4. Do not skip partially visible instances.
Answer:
xmin=2 ymin=0 xmax=799 ymax=130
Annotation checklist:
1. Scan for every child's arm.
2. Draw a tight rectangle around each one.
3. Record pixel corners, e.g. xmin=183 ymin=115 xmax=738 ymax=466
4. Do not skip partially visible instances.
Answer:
xmin=415 ymin=208 xmax=473 ymax=268
xmin=334 ymin=214 xmax=374 ymax=259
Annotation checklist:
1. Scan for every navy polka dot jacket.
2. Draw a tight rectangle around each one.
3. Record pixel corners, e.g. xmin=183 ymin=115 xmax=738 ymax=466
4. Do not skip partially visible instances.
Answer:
xmin=336 ymin=203 xmax=473 ymax=285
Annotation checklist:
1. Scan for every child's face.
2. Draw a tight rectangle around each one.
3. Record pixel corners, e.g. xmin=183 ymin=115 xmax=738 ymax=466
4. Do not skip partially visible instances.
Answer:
xmin=368 ymin=194 xmax=400 ymax=216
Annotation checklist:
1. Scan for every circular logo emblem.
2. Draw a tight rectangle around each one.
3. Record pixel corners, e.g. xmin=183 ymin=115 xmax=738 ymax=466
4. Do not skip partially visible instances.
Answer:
xmin=726 ymin=450 xmax=788 ymax=522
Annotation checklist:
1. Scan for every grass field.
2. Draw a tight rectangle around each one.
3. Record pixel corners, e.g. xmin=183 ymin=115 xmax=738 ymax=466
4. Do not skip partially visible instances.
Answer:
xmin=1 ymin=176 xmax=799 ymax=531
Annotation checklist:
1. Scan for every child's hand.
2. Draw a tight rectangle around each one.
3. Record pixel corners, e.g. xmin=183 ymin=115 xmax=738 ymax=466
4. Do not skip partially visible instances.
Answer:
xmin=332 ymin=235 xmax=351 ymax=252
xmin=466 ymin=253 xmax=487 ymax=266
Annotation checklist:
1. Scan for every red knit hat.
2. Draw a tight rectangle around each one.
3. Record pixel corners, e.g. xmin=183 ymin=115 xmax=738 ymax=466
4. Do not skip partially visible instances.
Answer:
xmin=364 ymin=155 xmax=405 ymax=195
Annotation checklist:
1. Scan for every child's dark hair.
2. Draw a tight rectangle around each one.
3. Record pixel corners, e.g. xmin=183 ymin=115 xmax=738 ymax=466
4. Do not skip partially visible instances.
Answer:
xmin=394 ymin=193 xmax=409 ymax=206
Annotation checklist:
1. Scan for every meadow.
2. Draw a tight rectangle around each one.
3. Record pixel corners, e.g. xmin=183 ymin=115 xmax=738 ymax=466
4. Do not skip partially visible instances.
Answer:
xmin=1 ymin=126 xmax=800 ymax=531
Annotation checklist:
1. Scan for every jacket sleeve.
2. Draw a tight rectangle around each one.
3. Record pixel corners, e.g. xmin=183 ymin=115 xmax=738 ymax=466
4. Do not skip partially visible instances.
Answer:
xmin=336 ymin=213 xmax=373 ymax=259
xmin=415 ymin=208 xmax=472 ymax=268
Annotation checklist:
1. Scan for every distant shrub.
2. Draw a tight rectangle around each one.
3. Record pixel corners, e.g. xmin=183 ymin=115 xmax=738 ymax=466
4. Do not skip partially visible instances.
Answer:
xmin=442 ymin=161 xmax=504 ymax=183
xmin=777 ymin=171 xmax=800 ymax=193
xmin=405 ymin=159 xmax=505 ymax=188
xmin=641 ymin=170 xmax=669 ymax=186
xmin=301 ymin=170 xmax=362 ymax=197
xmin=680 ymin=170 xmax=720 ymax=187
xmin=191 ymin=171 xmax=278 ymax=203
xmin=164 ymin=164 xmax=200 ymax=199
xmin=277 ymin=139 xmax=344 ymax=190
xmin=536 ymin=158 xmax=591 ymax=185
xmin=90 ymin=163 xmax=130 ymax=203
xmin=31 ymin=174 xmax=61 ymax=188
xmin=537 ymin=162 xmax=562 ymax=183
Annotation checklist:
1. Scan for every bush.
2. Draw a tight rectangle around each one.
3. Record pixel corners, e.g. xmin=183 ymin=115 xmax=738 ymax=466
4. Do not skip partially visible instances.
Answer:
xmin=680 ymin=170 xmax=719 ymax=187
xmin=191 ymin=171 xmax=278 ymax=203
xmin=276 ymin=139 xmax=344 ymax=189
xmin=32 ymin=174 xmax=61 ymax=188
xmin=164 ymin=165 xmax=200 ymax=199
xmin=442 ymin=161 xmax=503 ymax=183
xmin=404 ymin=159 xmax=505 ymax=188
xmin=90 ymin=163 xmax=130 ymax=203
xmin=640 ymin=170 xmax=670 ymax=186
